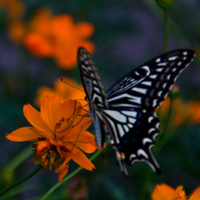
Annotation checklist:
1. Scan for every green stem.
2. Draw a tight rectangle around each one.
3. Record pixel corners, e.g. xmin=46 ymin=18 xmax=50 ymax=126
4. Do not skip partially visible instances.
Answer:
xmin=163 ymin=8 xmax=169 ymax=52
xmin=0 ymin=165 xmax=42 ymax=197
xmin=41 ymin=142 xmax=109 ymax=200
xmin=145 ymin=0 xmax=191 ymax=47
xmin=139 ymin=169 xmax=152 ymax=200
xmin=6 ymin=145 xmax=32 ymax=171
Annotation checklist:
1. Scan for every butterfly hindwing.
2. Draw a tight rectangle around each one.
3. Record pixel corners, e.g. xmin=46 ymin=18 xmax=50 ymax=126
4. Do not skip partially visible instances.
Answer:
xmin=103 ymin=108 xmax=161 ymax=174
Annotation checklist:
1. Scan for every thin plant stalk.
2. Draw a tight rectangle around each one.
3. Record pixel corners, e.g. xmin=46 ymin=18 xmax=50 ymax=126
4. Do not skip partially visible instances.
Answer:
xmin=163 ymin=8 xmax=169 ymax=52
xmin=41 ymin=142 xmax=108 ymax=200
xmin=0 ymin=165 xmax=42 ymax=197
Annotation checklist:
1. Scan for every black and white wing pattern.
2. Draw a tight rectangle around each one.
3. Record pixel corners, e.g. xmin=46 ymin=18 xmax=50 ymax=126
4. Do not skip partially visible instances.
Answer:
xmin=78 ymin=47 xmax=196 ymax=176
xmin=78 ymin=48 xmax=108 ymax=148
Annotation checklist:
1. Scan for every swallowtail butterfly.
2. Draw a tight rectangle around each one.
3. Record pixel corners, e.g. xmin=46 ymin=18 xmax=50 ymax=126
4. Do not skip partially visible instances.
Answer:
xmin=78 ymin=47 xmax=195 ymax=175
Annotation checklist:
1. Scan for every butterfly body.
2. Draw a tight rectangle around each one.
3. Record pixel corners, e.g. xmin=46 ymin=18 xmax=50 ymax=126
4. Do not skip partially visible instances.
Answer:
xmin=78 ymin=47 xmax=195 ymax=175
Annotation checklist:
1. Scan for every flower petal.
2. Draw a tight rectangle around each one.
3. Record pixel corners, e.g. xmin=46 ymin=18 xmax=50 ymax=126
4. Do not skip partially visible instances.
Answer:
xmin=173 ymin=186 xmax=186 ymax=200
xmin=36 ymin=140 xmax=51 ymax=155
xmin=56 ymin=99 xmax=77 ymax=123
xmin=75 ymin=142 xmax=98 ymax=153
xmin=151 ymin=184 xmax=175 ymax=200
xmin=75 ymin=22 xmax=95 ymax=38
xmin=71 ymin=149 xmax=95 ymax=171
xmin=189 ymin=187 xmax=200 ymax=200
xmin=23 ymin=104 xmax=52 ymax=132
xmin=63 ymin=131 xmax=99 ymax=153
xmin=55 ymin=152 xmax=71 ymax=182
xmin=24 ymin=33 xmax=52 ymax=57
xmin=40 ymin=96 xmax=62 ymax=132
xmin=6 ymin=127 xmax=42 ymax=141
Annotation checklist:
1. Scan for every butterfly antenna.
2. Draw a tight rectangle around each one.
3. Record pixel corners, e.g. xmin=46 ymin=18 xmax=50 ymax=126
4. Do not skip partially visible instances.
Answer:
xmin=61 ymin=78 xmax=85 ymax=93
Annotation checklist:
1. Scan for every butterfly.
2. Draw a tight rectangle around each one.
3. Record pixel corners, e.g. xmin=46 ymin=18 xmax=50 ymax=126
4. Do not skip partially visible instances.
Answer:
xmin=78 ymin=47 xmax=195 ymax=175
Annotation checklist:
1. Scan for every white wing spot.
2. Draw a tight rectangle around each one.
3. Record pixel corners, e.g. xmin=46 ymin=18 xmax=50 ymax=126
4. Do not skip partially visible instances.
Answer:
xmin=104 ymin=110 xmax=127 ymax=123
xmin=162 ymin=83 xmax=167 ymax=88
xmin=93 ymin=94 xmax=103 ymax=104
xmin=130 ymin=96 xmax=142 ymax=104
xmin=84 ymin=60 xmax=89 ymax=65
xmin=93 ymin=80 xmax=98 ymax=85
xmin=156 ymin=58 xmax=161 ymax=63
xmin=141 ymin=66 xmax=151 ymax=76
xmin=148 ymin=128 xmax=156 ymax=134
xmin=123 ymin=125 xmax=129 ymax=132
xmin=128 ymin=123 xmax=133 ymax=128
xmin=129 ymin=154 xmax=137 ymax=160
xmin=94 ymin=87 xmax=101 ymax=93
xmin=150 ymin=75 xmax=158 ymax=79
xmin=91 ymin=73 xmax=95 ymax=78
xmin=121 ymin=110 xmax=137 ymax=118
xmin=117 ymin=124 xmax=125 ymax=137
xmin=148 ymin=116 xmax=154 ymax=123
xmin=153 ymin=99 xmax=158 ymax=107
xmin=135 ymin=71 xmax=140 ymax=76
xmin=109 ymin=139 xmax=114 ymax=145
xmin=158 ymin=62 xmax=167 ymax=66
xmin=83 ymin=54 xmax=87 ymax=59
xmin=183 ymin=51 xmax=188 ymax=55
xmin=132 ymin=87 xmax=147 ymax=94
xmin=158 ymin=91 xmax=163 ymax=97
xmin=108 ymin=93 xmax=141 ymax=105
xmin=156 ymin=68 xmax=163 ymax=72
xmin=137 ymin=149 xmax=149 ymax=159
xmin=129 ymin=117 xmax=137 ymax=124
xmin=168 ymin=56 xmax=178 ymax=61
xmin=142 ymin=138 xmax=152 ymax=145
xmin=155 ymin=122 xmax=160 ymax=129
xmin=166 ymin=75 xmax=171 ymax=80
xmin=177 ymin=61 xmax=182 ymax=66
xmin=172 ymin=68 xmax=177 ymax=72
xmin=88 ymin=66 xmax=93 ymax=71
xmin=141 ymin=81 xmax=152 ymax=86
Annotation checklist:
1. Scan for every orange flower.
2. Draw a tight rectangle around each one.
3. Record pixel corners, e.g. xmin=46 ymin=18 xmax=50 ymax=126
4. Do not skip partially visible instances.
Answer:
xmin=6 ymin=96 xmax=99 ymax=182
xmin=159 ymin=97 xmax=188 ymax=126
xmin=0 ymin=0 xmax=25 ymax=43
xmin=8 ymin=21 xmax=25 ymax=43
xmin=24 ymin=13 xmax=95 ymax=69
xmin=152 ymin=184 xmax=200 ymax=200
xmin=34 ymin=77 xmax=86 ymax=107
xmin=160 ymin=97 xmax=200 ymax=125
xmin=0 ymin=0 xmax=24 ymax=20
xmin=187 ymin=101 xmax=200 ymax=124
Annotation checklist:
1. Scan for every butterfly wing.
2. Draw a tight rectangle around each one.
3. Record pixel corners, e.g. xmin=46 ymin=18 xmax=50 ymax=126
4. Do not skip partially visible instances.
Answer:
xmin=103 ymin=107 xmax=161 ymax=174
xmin=78 ymin=47 xmax=196 ymax=176
xmin=107 ymin=50 xmax=196 ymax=109
xmin=103 ymin=49 xmax=195 ymax=174
xmin=78 ymin=47 xmax=107 ymax=148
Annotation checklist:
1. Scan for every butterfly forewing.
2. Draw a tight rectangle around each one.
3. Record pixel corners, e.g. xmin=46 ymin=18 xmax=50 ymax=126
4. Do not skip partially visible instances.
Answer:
xmin=78 ymin=47 xmax=195 ymax=176
xmin=78 ymin=48 xmax=108 ymax=148
xmin=107 ymin=50 xmax=195 ymax=110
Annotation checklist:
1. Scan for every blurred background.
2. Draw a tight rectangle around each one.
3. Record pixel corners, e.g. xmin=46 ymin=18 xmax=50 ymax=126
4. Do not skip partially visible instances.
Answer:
xmin=0 ymin=0 xmax=200 ymax=199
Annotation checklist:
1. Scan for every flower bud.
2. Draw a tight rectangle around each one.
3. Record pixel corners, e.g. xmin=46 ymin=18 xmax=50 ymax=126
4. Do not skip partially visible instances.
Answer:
xmin=168 ymin=84 xmax=180 ymax=100
xmin=155 ymin=0 xmax=174 ymax=9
